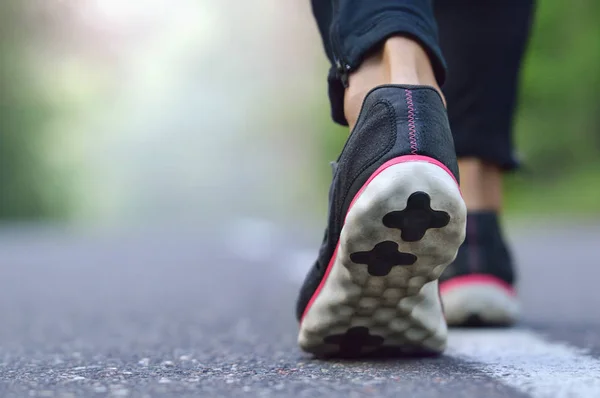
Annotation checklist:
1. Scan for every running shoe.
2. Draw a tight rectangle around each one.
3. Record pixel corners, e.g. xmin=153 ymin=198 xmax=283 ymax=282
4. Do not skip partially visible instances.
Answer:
xmin=440 ymin=212 xmax=519 ymax=326
xmin=296 ymin=85 xmax=466 ymax=357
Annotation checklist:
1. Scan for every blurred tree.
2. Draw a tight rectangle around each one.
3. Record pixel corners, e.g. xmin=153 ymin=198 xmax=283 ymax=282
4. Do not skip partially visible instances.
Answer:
xmin=516 ymin=0 xmax=600 ymax=172
xmin=0 ymin=1 xmax=63 ymax=220
xmin=505 ymin=0 xmax=600 ymax=214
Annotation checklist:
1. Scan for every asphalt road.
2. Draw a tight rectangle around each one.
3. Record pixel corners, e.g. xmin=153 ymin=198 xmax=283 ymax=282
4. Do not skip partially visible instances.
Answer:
xmin=1 ymin=220 xmax=599 ymax=397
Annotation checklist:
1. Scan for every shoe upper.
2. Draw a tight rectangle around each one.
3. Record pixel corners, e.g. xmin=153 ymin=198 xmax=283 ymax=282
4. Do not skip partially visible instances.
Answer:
xmin=440 ymin=212 xmax=516 ymax=286
xmin=296 ymin=85 xmax=459 ymax=321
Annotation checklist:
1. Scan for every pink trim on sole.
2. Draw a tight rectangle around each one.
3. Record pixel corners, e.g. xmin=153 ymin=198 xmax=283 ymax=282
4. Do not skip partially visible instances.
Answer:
xmin=439 ymin=274 xmax=516 ymax=297
xmin=300 ymin=155 xmax=459 ymax=323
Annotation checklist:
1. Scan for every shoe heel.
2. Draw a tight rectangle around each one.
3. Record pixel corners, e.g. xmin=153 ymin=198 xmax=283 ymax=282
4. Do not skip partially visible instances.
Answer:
xmin=298 ymin=158 xmax=466 ymax=357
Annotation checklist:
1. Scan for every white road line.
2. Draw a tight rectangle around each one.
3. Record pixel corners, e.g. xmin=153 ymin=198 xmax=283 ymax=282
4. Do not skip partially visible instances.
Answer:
xmin=286 ymin=243 xmax=600 ymax=397
xmin=448 ymin=329 xmax=600 ymax=398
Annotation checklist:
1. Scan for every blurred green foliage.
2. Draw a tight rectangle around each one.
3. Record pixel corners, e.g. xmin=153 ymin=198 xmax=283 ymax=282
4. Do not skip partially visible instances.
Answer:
xmin=315 ymin=1 xmax=600 ymax=217
xmin=2 ymin=1 xmax=598 ymax=221
xmin=0 ymin=1 xmax=63 ymax=221
xmin=505 ymin=0 xmax=600 ymax=216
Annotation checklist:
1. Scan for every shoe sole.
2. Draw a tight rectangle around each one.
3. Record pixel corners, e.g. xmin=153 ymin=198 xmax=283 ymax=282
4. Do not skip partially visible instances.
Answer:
xmin=298 ymin=156 xmax=466 ymax=358
xmin=440 ymin=275 xmax=519 ymax=327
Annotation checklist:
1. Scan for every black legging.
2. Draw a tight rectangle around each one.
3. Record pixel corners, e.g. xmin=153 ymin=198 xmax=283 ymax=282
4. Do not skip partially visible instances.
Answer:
xmin=312 ymin=0 xmax=535 ymax=170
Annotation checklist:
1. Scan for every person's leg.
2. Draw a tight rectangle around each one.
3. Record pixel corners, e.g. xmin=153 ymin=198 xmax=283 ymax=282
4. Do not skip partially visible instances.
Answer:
xmin=343 ymin=37 xmax=443 ymax=129
xmin=310 ymin=0 xmax=447 ymax=128
xmin=434 ymin=0 xmax=536 ymax=326
xmin=297 ymin=0 xmax=466 ymax=357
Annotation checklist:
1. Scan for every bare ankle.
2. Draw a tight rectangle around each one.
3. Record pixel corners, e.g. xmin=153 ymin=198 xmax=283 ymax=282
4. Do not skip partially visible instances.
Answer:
xmin=344 ymin=36 xmax=444 ymax=129
xmin=458 ymin=158 xmax=503 ymax=212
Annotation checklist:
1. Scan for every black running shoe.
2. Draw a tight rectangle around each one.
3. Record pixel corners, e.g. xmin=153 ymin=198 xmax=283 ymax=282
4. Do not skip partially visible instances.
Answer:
xmin=440 ymin=212 xmax=519 ymax=326
xmin=296 ymin=85 xmax=467 ymax=357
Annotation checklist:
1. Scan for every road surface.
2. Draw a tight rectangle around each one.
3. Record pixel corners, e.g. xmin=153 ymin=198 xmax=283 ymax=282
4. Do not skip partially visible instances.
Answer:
xmin=0 ymin=220 xmax=599 ymax=397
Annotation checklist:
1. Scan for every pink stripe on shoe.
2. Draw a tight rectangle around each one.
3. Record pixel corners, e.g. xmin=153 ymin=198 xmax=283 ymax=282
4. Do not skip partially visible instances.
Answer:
xmin=346 ymin=156 xmax=459 ymax=213
xmin=405 ymin=89 xmax=418 ymax=155
xmin=440 ymin=274 xmax=516 ymax=296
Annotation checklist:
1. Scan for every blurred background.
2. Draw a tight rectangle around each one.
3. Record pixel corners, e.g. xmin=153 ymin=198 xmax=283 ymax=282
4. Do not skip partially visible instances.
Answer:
xmin=1 ymin=3 xmax=599 ymax=393
xmin=1 ymin=0 xmax=599 ymax=229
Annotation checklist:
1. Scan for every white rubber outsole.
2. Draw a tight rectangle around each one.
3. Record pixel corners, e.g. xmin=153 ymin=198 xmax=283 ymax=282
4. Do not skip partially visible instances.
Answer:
xmin=298 ymin=160 xmax=466 ymax=357
xmin=442 ymin=282 xmax=520 ymax=327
